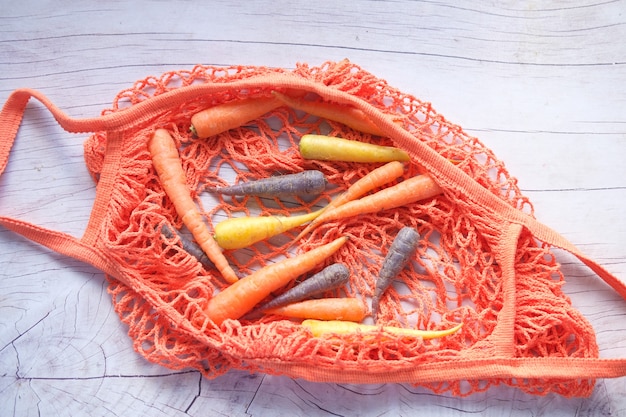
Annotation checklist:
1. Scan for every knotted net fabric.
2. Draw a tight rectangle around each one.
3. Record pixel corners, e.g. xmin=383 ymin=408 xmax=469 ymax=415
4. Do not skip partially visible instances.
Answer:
xmin=81 ymin=60 xmax=598 ymax=397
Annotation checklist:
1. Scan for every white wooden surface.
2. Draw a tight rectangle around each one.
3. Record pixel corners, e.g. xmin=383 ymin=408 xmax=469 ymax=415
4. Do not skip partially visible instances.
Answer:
xmin=1 ymin=1 xmax=626 ymax=415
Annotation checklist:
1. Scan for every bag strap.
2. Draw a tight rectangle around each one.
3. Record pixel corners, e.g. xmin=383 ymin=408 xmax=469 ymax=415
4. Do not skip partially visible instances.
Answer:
xmin=0 ymin=88 xmax=127 ymax=281
xmin=3 ymin=76 xmax=625 ymax=306
xmin=3 ymin=76 xmax=624 ymax=295
xmin=355 ymin=94 xmax=626 ymax=300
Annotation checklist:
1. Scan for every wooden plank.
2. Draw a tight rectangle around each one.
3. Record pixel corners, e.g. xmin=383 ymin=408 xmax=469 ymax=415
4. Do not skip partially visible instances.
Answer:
xmin=1 ymin=0 xmax=625 ymax=416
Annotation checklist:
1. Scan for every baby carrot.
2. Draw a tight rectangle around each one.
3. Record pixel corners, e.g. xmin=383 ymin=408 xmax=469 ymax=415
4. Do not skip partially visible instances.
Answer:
xmin=300 ymin=173 xmax=443 ymax=235
xmin=372 ymin=227 xmax=420 ymax=322
xmin=149 ymin=129 xmax=238 ymax=284
xmin=299 ymin=134 xmax=410 ymax=163
xmin=214 ymin=209 xmax=324 ymax=250
xmin=264 ymin=298 xmax=368 ymax=322
xmin=205 ymin=236 xmax=349 ymax=325
xmin=302 ymin=320 xmax=463 ymax=340
xmin=190 ymin=96 xmax=281 ymax=139
xmin=208 ymin=170 xmax=327 ymax=197
xmin=272 ymin=91 xmax=385 ymax=136
xmin=256 ymin=263 xmax=350 ymax=312
xmin=293 ymin=161 xmax=405 ymax=242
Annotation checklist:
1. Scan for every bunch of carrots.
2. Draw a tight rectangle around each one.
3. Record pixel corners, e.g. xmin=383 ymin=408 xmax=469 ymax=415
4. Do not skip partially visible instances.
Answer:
xmin=147 ymin=89 xmax=462 ymax=341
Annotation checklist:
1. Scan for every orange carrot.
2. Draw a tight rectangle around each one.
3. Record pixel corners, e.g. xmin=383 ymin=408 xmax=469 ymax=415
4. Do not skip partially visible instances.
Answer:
xmin=272 ymin=90 xmax=389 ymax=136
xmin=264 ymin=298 xmax=367 ymax=322
xmin=205 ymin=236 xmax=349 ymax=325
xmin=190 ymin=96 xmax=281 ymax=139
xmin=297 ymin=173 xmax=442 ymax=240
xmin=149 ymin=129 xmax=238 ymax=284
xmin=321 ymin=173 xmax=442 ymax=221
xmin=293 ymin=161 xmax=406 ymax=242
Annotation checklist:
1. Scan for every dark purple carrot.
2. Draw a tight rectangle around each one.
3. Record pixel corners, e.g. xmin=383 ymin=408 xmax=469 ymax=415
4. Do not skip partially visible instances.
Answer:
xmin=207 ymin=170 xmax=327 ymax=197
xmin=371 ymin=227 xmax=420 ymax=322
xmin=255 ymin=263 xmax=350 ymax=313
xmin=161 ymin=223 xmax=214 ymax=270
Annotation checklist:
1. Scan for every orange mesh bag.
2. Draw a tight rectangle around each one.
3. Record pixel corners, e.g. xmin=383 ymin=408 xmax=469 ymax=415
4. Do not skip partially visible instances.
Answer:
xmin=2 ymin=60 xmax=626 ymax=397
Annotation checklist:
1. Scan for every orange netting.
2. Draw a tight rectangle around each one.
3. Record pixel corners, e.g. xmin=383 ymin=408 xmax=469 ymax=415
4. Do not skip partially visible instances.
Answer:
xmin=80 ymin=60 xmax=598 ymax=397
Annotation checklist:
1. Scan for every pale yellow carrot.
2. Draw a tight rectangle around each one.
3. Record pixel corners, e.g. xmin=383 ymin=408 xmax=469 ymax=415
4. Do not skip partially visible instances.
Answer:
xmin=302 ymin=320 xmax=463 ymax=340
xmin=299 ymin=134 xmax=410 ymax=163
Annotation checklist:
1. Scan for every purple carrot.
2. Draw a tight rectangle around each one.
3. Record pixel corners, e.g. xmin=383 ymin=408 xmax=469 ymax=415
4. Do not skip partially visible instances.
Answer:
xmin=256 ymin=263 xmax=350 ymax=313
xmin=372 ymin=227 xmax=420 ymax=322
xmin=207 ymin=170 xmax=327 ymax=197
xmin=161 ymin=223 xmax=214 ymax=270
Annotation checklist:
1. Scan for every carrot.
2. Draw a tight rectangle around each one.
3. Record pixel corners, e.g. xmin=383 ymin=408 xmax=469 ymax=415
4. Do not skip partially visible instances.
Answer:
xmin=214 ymin=209 xmax=324 ymax=250
xmin=302 ymin=320 xmax=463 ymax=340
xmin=256 ymin=263 xmax=350 ymax=312
xmin=208 ymin=170 xmax=327 ymax=197
xmin=293 ymin=161 xmax=406 ymax=242
xmin=299 ymin=134 xmax=410 ymax=163
xmin=205 ymin=236 xmax=349 ymax=325
xmin=272 ymin=90 xmax=388 ymax=136
xmin=371 ymin=227 xmax=420 ymax=322
xmin=190 ymin=96 xmax=282 ymax=139
xmin=321 ymin=162 xmax=406 ymax=210
xmin=298 ymin=173 xmax=443 ymax=237
xmin=149 ymin=129 xmax=238 ymax=284
xmin=265 ymin=298 xmax=368 ymax=322
xmin=161 ymin=223 xmax=214 ymax=270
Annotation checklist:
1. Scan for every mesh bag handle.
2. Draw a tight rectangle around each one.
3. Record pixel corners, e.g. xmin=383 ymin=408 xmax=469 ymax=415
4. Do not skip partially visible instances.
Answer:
xmin=0 ymin=88 xmax=121 ymax=279
xmin=2 ymin=65 xmax=626 ymax=396
xmin=3 ymin=85 xmax=624 ymax=297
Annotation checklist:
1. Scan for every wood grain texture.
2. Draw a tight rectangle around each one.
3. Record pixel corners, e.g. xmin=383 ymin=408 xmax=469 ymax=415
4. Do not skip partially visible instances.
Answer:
xmin=1 ymin=1 xmax=625 ymax=416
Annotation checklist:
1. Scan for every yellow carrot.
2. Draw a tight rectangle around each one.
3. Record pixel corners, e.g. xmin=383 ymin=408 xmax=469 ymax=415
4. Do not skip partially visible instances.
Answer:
xmin=299 ymin=134 xmax=410 ymax=163
xmin=214 ymin=209 xmax=324 ymax=250
xmin=265 ymin=298 xmax=368 ymax=322
xmin=293 ymin=161 xmax=405 ymax=243
xmin=302 ymin=320 xmax=463 ymax=340
xmin=205 ymin=236 xmax=349 ymax=325
xmin=148 ymin=129 xmax=238 ymax=284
